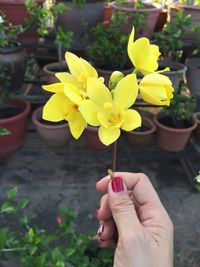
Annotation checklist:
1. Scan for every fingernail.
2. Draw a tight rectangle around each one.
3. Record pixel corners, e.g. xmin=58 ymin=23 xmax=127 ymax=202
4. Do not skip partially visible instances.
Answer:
xmin=97 ymin=224 xmax=104 ymax=237
xmin=112 ymin=176 xmax=124 ymax=192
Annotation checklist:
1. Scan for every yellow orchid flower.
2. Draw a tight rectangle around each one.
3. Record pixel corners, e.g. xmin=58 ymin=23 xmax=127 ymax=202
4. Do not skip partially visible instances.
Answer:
xmin=79 ymin=74 xmax=141 ymax=146
xmin=139 ymin=73 xmax=174 ymax=106
xmin=42 ymin=84 xmax=87 ymax=139
xmin=55 ymin=52 xmax=100 ymax=98
xmin=128 ymin=27 xmax=168 ymax=76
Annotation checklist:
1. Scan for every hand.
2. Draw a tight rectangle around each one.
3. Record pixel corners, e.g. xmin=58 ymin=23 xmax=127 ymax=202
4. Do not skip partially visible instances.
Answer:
xmin=96 ymin=172 xmax=173 ymax=267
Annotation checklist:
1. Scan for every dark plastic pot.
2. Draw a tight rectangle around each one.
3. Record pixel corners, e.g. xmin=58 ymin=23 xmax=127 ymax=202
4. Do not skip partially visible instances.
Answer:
xmin=32 ymin=107 xmax=72 ymax=154
xmin=0 ymin=99 xmax=30 ymax=157
xmin=0 ymin=43 xmax=27 ymax=92
xmin=193 ymin=112 xmax=200 ymax=144
xmin=84 ymin=126 xmax=109 ymax=151
xmin=185 ymin=58 xmax=200 ymax=96
xmin=125 ymin=117 xmax=156 ymax=148
xmin=110 ymin=1 xmax=161 ymax=38
xmin=154 ymin=113 xmax=197 ymax=152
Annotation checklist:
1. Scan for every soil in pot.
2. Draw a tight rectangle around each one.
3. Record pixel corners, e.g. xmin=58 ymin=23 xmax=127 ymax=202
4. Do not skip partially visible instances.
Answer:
xmin=0 ymin=106 xmax=24 ymax=119
xmin=158 ymin=116 xmax=193 ymax=129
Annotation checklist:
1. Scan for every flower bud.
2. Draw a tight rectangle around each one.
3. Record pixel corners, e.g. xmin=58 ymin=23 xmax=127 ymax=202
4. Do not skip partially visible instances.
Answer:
xmin=109 ymin=71 xmax=124 ymax=90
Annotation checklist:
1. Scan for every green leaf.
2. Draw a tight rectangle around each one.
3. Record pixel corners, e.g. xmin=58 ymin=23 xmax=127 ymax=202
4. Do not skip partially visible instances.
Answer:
xmin=7 ymin=187 xmax=17 ymax=200
xmin=0 ymin=228 xmax=8 ymax=250
xmin=18 ymin=198 xmax=29 ymax=209
xmin=56 ymin=261 xmax=65 ymax=267
xmin=0 ymin=202 xmax=16 ymax=214
xmin=0 ymin=127 xmax=11 ymax=136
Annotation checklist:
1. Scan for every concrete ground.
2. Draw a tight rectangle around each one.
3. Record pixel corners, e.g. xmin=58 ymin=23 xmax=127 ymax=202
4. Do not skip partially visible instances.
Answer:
xmin=0 ymin=129 xmax=200 ymax=267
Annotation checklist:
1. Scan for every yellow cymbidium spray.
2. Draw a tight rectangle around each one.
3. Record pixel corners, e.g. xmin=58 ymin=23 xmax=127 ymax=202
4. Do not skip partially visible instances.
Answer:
xmin=42 ymin=26 xmax=174 ymax=146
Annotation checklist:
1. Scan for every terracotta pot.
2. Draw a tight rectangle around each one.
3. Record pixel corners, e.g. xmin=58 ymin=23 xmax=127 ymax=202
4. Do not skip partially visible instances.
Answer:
xmin=0 ymin=42 xmax=27 ymax=92
xmin=32 ymin=107 xmax=72 ymax=154
xmin=0 ymin=99 xmax=30 ymax=157
xmin=154 ymin=113 xmax=197 ymax=152
xmin=110 ymin=1 xmax=161 ymax=38
xmin=96 ymin=67 xmax=133 ymax=86
xmin=193 ymin=112 xmax=200 ymax=144
xmin=0 ymin=0 xmax=44 ymax=44
xmin=103 ymin=4 xmax=113 ymax=25
xmin=84 ymin=126 xmax=109 ymax=151
xmin=57 ymin=0 xmax=105 ymax=50
xmin=43 ymin=61 xmax=68 ymax=84
xmin=168 ymin=3 xmax=200 ymax=44
xmin=185 ymin=58 xmax=200 ymax=96
xmin=158 ymin=60 xmax=187 ymax=90
xmin=125 ymin=117 xmax=156 ymax=148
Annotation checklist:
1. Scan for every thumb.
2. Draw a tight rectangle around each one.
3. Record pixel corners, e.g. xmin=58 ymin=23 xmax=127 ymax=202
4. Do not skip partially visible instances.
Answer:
xmin=108 ymin=176 xmax=141 ymax=238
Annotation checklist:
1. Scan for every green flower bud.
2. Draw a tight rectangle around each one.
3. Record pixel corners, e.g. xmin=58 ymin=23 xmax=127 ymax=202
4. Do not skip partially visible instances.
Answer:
xmin=109 ymin=71 xmax=124 ymax=90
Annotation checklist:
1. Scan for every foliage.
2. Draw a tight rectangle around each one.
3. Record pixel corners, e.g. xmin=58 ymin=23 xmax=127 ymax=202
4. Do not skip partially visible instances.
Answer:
xmin=24 ymin=0 xmax=69 ymax=37
xmin=0 ymin=128 xmax=11 ymax=136
xmin=178 ymin=0 xmax=200 ymax=5
xmin=0 ymin=13 xmax=22 ymax=47
xmin=154 ymin=10 xmax=192 ymax=61
xmin=55 ymin=26 xmax=73 ymax=49
xmin=195 ymin=171 xmax=200 ymax=191
xmin=0 ymin=187 xmax=113 ymax=267
xmin=88 ymin=20 xmax=130 ymax=70
xmin=0 ymin=64 xmax=10 ymax=104
xmin=161 ymin=88 xmax=196 ymax=128
xmin=192 ymin=25 xmax=200 ymax=56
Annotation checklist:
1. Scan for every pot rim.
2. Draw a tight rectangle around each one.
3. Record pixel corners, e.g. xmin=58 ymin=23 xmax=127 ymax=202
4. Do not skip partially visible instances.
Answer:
xmin=32 ymin=106 xmax=69 ymax=130
xmin=0 ymin=99 xmax=30 ymax=124
xmin=169 ymin=2 xmax=200 ymax=11
xmin=127 ymin=117 xmax=156 ymax=136
xmin=110 ymin=1 xmax=161 ymax=12
xmin=0 ymin=42 xmax=23 ymax=54
xmin=193 ymin=112 xmax=200 ymax=123
xmin=43 ymin=61 xmax=67 ymax=75
xmin=154 ymin=113 xmax=198 ymax=133
xmin=158 ymin=60 xmax=187 ymax=74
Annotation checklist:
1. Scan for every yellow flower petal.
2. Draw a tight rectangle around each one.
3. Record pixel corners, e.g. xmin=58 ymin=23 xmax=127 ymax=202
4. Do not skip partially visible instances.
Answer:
xmin=64 ymin=83 xmax=83 ymax=105
xmin=79 ymin=100 xmax=101 ymax=126
xmin=122 ymin=109 xmax=142 ymax=131
xmin=114 ymin=74 xmax=138 ymax=109
xmin=140 ymin=88 xmax=166 ymax=106
xmin=68 ymin=112 xmax=87 ymax=139
xmin=42 ymin=94 xmax=66 ymax=122
xmin=127 ymin=26 xmax=135 ymax=65
xmin=98 ymin=126 xmax=120 ymax=146
xmin=42 ymin=83 xmax=64 ymax=93
xmin=55 ymin=72 xmax=82 ymax=88
xmin=65 ymin=52 xmax=83 ymax=78
xmin=141 ymin=73 xmax=173 ymax=86
xmin=87 ymin=78 xmax=112 ymax=107
xmin=80 ymin=58 xmax=98 ymax=78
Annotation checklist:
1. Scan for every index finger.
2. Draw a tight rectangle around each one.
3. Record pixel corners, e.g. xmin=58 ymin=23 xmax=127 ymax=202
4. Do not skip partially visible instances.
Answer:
xmin=96 ymin=172 xmax=162 ymax=207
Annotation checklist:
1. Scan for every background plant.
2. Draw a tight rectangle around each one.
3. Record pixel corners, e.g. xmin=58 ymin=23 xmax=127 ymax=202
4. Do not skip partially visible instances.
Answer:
xmin=0 ymin=64 xmax=11 ymax=104
xmin=154 ymin=10 xmax=192 ymax=61
xmin=0 ymin=187 xmax=113 ymax=267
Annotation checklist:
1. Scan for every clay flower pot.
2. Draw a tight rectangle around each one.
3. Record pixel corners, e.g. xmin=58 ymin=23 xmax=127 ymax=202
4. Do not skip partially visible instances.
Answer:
xmin=84 ymin=126 xmax=109 ymax=151
xmin=43 ymin=62 xmax=68 ymax=84
xmin=154 ymin=113 xmax=197 ymax=152
xmin=125 ymin=117 xmax=156 ymax=149
xmin=0 ymin=99 xmax=30 ymax=157
xmin=110 ymin=1 xmax=161 ymax=38
xmin=32 ymin=107 xmax=72 ymax=154
xmin=193 ymin=112 xmax=200 ymax=144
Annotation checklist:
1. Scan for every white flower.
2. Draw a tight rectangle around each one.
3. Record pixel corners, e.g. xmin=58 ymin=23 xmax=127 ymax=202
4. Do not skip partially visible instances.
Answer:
xmin=0 ymin=16 xmax=4 ymax=24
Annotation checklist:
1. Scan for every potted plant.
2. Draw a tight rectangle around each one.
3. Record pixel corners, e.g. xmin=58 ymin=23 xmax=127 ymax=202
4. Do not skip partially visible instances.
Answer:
xmin=0 ymin=64 xmax=30 ymax=157
xmin=56 ymin=0 xmax=106 ymax=51
xmin=32 ymin=106 xmax=73 ymax=155
xmin=110 ymin=0 xmax=161 ymax=38
xmin=125 ymin=116 xmax=157 ymax=149
xmin=168 ymin=0 xmax=200 ymax=44
xmin=0 ymin=187 xmax=113 ymax=266
xmin=154 ymin=91 xmax=197 ymax=152
xmin=154 ymin=10 xmax=190 ymax=90
xmin=87 ymin=19 xmax=132 ymax=86
xmin=0 ymin=12 xmax=27 ymax=93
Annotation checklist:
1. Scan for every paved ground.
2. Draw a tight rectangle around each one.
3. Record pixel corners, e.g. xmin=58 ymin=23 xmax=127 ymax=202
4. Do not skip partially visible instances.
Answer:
xmin=0 ymin=128 xmax=200 ymax=267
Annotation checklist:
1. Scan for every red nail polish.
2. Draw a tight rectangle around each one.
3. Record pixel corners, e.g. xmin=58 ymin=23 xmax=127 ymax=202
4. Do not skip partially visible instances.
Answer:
xmin=112 ymin=176 xmax=124 ymax=192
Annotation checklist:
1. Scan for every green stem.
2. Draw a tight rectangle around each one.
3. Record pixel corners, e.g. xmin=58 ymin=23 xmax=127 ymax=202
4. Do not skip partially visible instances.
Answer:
xmin=133 ymin=69 xmax=138 ymax=74
xmin=1 ymin=247 xmax=28 ymax=252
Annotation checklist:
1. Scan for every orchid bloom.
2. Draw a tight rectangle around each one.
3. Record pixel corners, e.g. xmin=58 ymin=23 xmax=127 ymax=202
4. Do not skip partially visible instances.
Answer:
xmin=139 ymin=73 xmax=174 ymax=106
xmin=42 ymin=84 xmax=87 ymax=139
xmin=55 ymin=52 xmax=103 ymax=98
xmin=79 ymin=74 xmax=141 ymax=146
xmin=128 ymin=27 xmax=168 ymax=75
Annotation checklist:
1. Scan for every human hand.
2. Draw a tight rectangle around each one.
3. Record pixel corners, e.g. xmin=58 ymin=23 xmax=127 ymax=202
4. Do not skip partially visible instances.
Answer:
xmin=96 ymin=172 xmax=173 ymax=267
